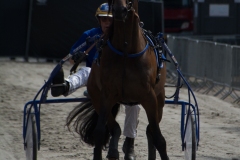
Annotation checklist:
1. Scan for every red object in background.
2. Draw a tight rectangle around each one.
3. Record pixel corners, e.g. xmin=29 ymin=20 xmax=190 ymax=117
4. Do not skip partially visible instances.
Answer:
xmin=164 ymin=0 xmax=193 ymax=33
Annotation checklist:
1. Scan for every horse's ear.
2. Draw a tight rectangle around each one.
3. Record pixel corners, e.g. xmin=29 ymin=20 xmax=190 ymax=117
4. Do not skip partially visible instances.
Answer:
xmin=108 ymin=0 xmax=113 ymax=14
xmin=108 ymin=0 xmax=112 ymax=6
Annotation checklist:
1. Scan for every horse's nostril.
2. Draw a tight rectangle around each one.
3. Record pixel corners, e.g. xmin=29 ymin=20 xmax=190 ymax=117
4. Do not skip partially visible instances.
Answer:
xmin=122 ymin=7 xmax=128 ymax=18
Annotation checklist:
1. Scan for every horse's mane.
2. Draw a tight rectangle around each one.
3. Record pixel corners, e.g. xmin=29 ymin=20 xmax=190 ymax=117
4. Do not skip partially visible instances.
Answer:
xmin=107 ymin=0 xmax=112 ymax=10
xmin=106 ymin=0 xmax=114 ymax=40
xmin=104 ymin=23 xmax=114 ymax=42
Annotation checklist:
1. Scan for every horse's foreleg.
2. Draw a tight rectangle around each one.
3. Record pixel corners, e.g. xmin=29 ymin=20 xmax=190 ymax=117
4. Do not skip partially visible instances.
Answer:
xmin=141 ymin=91 xmax=169 ymax=160
xmin=146 ymin=81 xmax=166 ymax=160
xmin=93 ymin=95 xmax=119 ymax=160
xmin=106 ymin=116 xmax=121 ymax=159
xmin=146 ymin=125 xmax=156 ymax=160
xmin=147 ymin=117 xmax=168 ymax=160
xmin=93 ymin=109 xmax=107 ymax=160
xmin=89 ymin=94 xmax=105 ymax=160
xmin=105 ymin=103 xmax=121 ymax=159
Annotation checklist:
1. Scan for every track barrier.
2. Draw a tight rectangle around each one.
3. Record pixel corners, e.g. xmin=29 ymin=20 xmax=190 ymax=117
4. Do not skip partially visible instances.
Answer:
xmin=167 ymin=35 xmax=240 ymax=104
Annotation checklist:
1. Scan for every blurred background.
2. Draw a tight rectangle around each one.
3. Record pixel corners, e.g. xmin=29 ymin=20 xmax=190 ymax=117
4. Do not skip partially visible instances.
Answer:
xmin=0 ymin=0 xmax=239 ymax=59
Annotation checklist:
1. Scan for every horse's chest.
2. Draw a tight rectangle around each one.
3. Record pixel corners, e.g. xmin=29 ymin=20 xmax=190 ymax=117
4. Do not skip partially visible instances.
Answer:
xmin=101 ymin=64 xmax=150 ymax=94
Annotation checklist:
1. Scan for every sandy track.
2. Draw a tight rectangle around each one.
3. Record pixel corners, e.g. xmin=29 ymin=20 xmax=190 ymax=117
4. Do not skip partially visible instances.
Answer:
xmin=0 ymin=61 xmax=239 ymax=160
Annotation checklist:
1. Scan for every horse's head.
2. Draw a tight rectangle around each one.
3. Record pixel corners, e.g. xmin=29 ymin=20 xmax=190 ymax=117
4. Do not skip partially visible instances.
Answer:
xmin=108 ymin=0 xmax=138 ymax=21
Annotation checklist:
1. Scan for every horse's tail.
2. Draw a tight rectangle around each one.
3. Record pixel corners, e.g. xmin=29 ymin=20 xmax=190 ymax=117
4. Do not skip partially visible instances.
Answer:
xmin=66 ymin=100 xmax=120 ymax=147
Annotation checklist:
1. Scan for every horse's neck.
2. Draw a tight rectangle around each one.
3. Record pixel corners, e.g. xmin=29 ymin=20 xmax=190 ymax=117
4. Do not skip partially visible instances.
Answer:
xmin=112 ymin=14 xmax=146 ymax=53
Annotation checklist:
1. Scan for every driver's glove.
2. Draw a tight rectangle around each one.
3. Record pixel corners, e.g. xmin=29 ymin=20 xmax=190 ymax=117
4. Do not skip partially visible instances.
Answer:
xmin=71 ymin=51 xmax=87 ymax=63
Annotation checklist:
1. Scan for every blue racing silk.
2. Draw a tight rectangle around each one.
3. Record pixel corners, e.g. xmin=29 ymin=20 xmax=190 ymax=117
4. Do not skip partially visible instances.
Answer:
xmin=70 ymin=27 xmax=102 ymax=68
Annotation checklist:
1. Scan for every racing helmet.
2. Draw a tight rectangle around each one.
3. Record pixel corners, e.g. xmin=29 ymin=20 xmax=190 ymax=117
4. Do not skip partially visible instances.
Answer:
xmin=95 ymin=3 xmax=112 ymax=17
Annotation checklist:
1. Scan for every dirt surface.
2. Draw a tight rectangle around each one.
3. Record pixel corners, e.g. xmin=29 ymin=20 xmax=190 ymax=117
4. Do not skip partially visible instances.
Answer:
xmin=0 ymin=60 xmax=240 ymax=160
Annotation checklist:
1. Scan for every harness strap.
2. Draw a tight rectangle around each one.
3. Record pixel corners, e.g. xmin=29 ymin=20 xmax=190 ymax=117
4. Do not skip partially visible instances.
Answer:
xmin=107 ymin=40 xmax=149 ymax=58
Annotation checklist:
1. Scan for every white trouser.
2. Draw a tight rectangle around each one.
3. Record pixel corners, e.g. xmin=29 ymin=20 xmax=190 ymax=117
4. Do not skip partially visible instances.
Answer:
xmin=65 ymin=67 xmax=141 ymax=138
xmin=65 ymin=67 xmax=91 ymax=95
xmin=123 ymin=104 xmax=141 ymax=138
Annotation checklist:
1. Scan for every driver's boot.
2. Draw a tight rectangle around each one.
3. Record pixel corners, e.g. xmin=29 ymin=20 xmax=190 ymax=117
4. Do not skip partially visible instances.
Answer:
xmin=51 ymin=67 xmax=69 ymax=97
xmin=122 ymin=137 xmax=136 ymax=160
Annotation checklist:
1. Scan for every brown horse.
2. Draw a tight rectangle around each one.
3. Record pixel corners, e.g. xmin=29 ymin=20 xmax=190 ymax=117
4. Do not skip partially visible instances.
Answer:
xmin=66 ymin=0 xmax=168 ymax=159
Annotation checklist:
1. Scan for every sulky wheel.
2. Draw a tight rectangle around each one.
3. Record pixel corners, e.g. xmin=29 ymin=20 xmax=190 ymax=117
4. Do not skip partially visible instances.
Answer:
xmin=25 ymin=113 xmax=38 ymax=160
xmin=184 ymin=114 xmax=196 ymax=160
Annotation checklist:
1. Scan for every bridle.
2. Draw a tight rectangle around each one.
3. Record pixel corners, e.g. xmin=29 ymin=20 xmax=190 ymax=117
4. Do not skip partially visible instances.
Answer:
xmin=108 ymin=0 xmax=149 ymax=99
xmin=125 ymin=0 xmax=135 ymax=12
xmin=110 ymin=0 xmax=139 ymax=21
xmin=107 ymin=0 xmax=148 ymax=57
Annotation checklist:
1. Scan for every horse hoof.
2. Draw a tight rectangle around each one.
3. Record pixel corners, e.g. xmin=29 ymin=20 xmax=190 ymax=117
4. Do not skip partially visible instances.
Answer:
xmin=106 ymin=148 xmax=119 ymax=160
xmin=124 ymin=155 xmax=136 ymax=160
